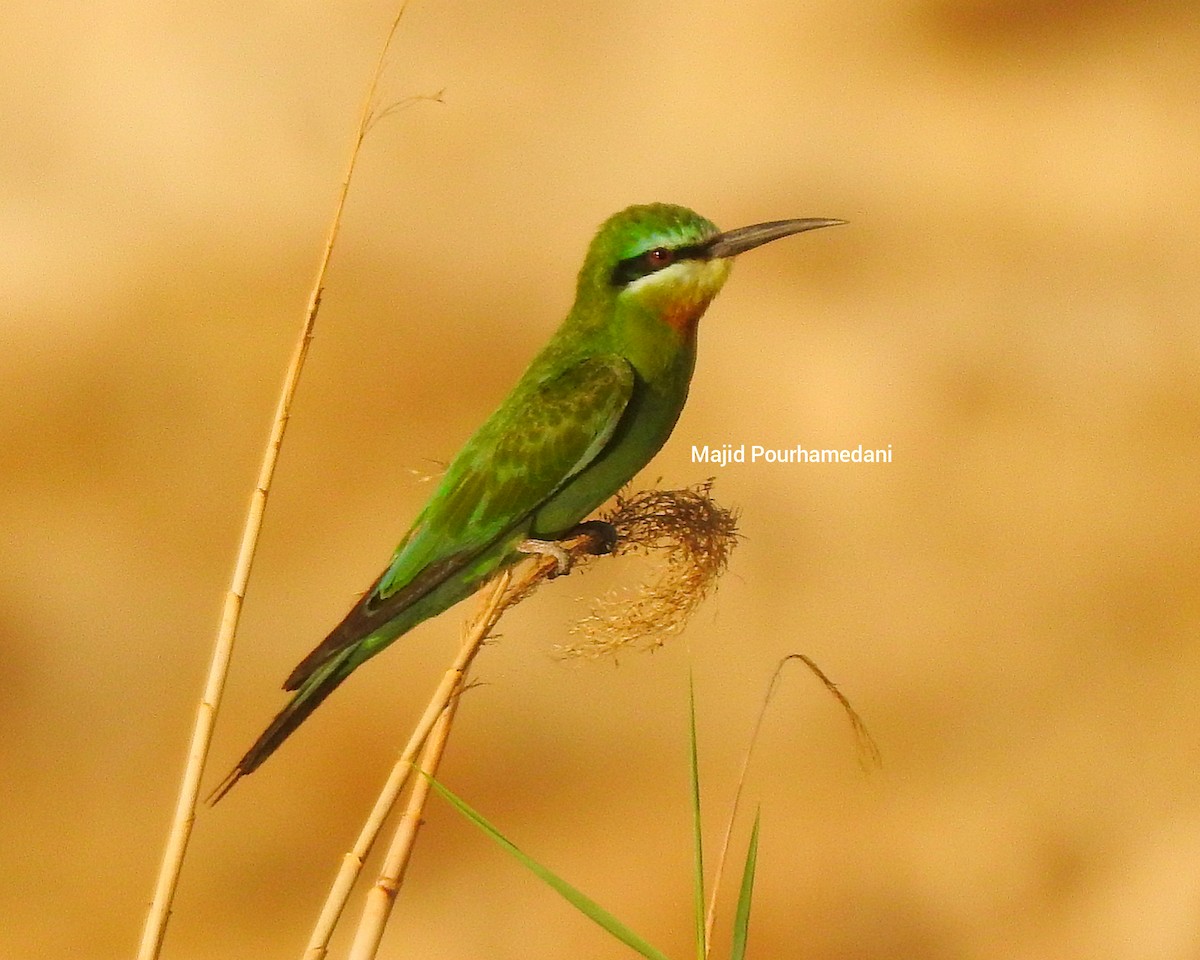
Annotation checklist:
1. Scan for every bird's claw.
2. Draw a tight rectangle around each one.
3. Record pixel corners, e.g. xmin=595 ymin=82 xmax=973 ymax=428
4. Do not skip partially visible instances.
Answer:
xmin=519 ymin=521 xmax=619 ymax=578
xmin=518 ymin=538 xmax=573 ymax=577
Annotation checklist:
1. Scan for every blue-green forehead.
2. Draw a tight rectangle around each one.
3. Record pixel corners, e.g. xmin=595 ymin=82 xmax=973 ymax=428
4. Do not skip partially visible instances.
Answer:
xmin=598 ymin=203 xmax=720 ymax=259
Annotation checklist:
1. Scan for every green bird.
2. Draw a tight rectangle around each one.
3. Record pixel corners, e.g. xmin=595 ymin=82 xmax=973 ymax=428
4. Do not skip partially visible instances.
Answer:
xmin=212 ymin=203 xmax=841 ymax=800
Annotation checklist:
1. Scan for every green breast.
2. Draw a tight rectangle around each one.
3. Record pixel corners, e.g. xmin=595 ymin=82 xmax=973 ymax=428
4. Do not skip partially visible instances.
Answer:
xmin=531 ymin=345 xmax=695 ymax=536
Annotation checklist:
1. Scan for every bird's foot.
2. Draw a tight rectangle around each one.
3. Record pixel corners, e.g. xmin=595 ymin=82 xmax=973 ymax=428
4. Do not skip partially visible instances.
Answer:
xmin=519 ymin=522 xmax=619 ymax=578
xmin=518 ymin=538 xmax=573 ymax=577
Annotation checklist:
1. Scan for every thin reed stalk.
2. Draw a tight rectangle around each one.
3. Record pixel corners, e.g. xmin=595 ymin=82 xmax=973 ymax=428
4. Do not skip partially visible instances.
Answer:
xmin=135 ymin=7 xmax=413 ymax=959
xmin=305 ymin=534 xmax=604 ymax=959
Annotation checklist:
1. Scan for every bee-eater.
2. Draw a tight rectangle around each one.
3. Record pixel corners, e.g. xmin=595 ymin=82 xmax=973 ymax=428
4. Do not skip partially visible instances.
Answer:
xmin=212 ymin=203 xmax=842 ymax=800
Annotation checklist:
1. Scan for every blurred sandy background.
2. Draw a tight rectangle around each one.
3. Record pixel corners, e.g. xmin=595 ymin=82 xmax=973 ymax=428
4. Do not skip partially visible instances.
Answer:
xmin=4 ymin=1 xmax=1200 ymax=958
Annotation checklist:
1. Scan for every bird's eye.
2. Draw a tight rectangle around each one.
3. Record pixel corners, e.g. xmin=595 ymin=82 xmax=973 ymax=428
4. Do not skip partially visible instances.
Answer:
xmin=611 ymin=245 xmax=683 ymax=287
xmin=644 ymin=247 xmax=675 ymax=270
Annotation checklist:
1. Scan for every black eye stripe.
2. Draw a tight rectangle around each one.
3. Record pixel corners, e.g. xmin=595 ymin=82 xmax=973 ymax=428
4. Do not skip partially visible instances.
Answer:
xmin=611 ymin=242 xmax=707 ymax=287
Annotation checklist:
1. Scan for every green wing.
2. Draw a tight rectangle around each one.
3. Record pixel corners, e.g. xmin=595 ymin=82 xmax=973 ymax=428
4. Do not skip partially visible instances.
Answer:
xmin=379 ymin=354 xmax=634 ymax=598
xmin=284 ymin=355 xmax=634 ymax=690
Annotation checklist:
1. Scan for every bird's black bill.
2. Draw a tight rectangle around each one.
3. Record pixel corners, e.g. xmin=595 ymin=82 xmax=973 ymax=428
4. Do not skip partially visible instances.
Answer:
xmin=704 ymin=217 xmax=845 ymax=259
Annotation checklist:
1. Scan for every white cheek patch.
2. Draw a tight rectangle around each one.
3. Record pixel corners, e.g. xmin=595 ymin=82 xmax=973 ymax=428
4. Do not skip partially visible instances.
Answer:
xmin=623 ymin=259 xmax=729 ymax=300
xmin=624 ymin=260 xmax=693 ymax=294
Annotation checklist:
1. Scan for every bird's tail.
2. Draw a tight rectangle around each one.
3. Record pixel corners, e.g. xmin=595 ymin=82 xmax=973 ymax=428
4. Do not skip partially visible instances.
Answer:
xmin=208 ymin=647 xmax=358 ymax=804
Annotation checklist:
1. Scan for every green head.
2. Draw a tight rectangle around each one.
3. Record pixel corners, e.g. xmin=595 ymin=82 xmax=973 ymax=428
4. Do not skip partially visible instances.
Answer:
xmin=574 ymin=203 xmax=843 ymax=337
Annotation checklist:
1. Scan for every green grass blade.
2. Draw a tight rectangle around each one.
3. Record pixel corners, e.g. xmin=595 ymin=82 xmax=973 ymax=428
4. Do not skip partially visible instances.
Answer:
xmin=729 ymin=809 xmax=761 ymax=960
xmin=689 ymin=673 xmax=705 ymax=960
xmin=425 ymin=774 xmax=673 ymax=960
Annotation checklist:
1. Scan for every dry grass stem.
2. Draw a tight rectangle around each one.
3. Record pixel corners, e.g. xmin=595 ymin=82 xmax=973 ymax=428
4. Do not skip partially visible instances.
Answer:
xmin=703 ymin=653 xmax=880 ymax=953
xmin=136 ymin=7 xmax=416 ymax=960
xmin=306 ymin=524 xmax=612 ymax=960
xmin=561 ymin=479 xmax=739 ymax=659
xmin=347 ymin=692 xmax=461 ymax=960
xmin=303 ymin=569 xmax=511 ymax=960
